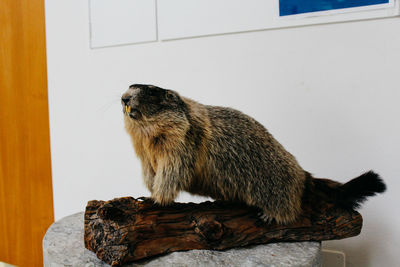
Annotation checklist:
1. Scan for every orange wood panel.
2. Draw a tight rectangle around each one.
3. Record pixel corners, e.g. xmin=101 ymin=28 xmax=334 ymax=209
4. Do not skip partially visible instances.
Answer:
xmin=0 ymin=0 xmax=54 ymax=266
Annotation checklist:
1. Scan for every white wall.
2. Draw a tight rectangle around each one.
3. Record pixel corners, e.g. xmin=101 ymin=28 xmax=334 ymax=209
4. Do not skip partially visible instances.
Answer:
xmin=45 ymin=1 xmax=400 ymax=266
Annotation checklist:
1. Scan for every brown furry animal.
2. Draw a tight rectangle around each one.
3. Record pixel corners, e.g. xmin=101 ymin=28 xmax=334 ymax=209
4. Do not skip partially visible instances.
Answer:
xmin=122 ymin=84 xmax=386 ymax=224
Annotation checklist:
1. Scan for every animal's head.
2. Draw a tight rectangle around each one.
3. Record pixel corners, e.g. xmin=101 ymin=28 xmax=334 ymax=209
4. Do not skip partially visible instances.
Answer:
xmin=121 ymin=84 xmax=188 ymax=133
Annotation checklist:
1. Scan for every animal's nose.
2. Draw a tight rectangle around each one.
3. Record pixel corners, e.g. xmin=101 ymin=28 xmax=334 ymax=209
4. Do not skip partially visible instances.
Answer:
xmin=121 ymin=96 xmax=130 ymax=105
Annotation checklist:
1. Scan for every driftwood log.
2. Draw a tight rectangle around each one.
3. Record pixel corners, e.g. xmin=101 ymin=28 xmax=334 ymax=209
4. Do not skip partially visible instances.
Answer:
xmin=84 ymin=196 xmax=362 ymax=266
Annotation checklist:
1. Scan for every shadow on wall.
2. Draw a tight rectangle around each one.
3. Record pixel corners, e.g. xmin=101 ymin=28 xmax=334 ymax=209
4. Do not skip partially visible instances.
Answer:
xmin=324 ymin=214 xmax=392 ymax=266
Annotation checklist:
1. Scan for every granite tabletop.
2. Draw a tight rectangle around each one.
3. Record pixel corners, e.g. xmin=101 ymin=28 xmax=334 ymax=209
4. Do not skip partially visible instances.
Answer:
xmin=43 ymin=212 xmax=321 ymax=267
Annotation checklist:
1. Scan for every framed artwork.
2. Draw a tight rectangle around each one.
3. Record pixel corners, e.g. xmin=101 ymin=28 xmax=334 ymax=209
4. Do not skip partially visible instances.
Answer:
xmin=157 ymin=0 xmax=399 ymax=40
xmin=279 ymin=0 xmax=393 ymax=17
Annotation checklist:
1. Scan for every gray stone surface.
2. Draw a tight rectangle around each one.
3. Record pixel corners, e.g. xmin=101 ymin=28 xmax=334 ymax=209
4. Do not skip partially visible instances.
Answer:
xmin=43 ymin=212 xmax=321 ymax=267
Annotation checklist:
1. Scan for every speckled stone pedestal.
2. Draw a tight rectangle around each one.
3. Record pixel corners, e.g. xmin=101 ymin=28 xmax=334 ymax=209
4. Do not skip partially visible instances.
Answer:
xmin=43 ymin=212 xmax=321 ymax=267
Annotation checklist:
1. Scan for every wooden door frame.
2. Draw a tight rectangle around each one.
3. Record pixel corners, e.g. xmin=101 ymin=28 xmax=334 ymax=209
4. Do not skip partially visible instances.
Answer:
xmin=0 ymin=0 xmax=54 ymax=266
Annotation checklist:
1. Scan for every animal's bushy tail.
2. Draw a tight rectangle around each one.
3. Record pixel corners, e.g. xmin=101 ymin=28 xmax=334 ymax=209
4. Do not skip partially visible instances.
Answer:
xmin=307 ymin=171 xmax=386 ymax=209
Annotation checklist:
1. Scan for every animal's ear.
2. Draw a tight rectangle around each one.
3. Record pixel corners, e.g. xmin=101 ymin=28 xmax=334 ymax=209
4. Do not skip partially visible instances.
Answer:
xmin=166 ymin=91 xmax=176 ymax=101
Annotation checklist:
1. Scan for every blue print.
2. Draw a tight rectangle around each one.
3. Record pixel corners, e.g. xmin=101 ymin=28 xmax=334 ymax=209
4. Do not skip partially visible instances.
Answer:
xmin=279 ymin=0 xmax=389 ymax=16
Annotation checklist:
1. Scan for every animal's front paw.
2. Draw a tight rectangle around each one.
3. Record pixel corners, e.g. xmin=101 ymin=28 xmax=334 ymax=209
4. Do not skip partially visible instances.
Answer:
xmin=151 ymin=189 xmax=176 ymax=206
xmin=151 ymin=175 xmax=179 ymax=206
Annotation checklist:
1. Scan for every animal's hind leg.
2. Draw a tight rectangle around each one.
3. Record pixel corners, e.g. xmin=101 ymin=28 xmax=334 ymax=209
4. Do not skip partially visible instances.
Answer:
xmin=258 ymin=211 xmax=275 ymax=224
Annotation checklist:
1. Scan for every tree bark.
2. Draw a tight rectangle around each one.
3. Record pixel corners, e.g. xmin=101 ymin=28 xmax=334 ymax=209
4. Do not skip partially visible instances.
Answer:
xmin=84 ymin=196 xmax=362 ymax=266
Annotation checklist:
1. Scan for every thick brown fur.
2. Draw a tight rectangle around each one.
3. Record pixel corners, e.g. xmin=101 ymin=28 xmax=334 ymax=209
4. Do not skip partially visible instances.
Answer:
xmin=122 ymin=84 xmax=386 ymax=224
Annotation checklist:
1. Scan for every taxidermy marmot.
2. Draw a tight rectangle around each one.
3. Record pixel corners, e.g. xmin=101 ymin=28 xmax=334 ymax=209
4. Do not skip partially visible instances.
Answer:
xmin=122 ymin=84 xmax=386 ymax=224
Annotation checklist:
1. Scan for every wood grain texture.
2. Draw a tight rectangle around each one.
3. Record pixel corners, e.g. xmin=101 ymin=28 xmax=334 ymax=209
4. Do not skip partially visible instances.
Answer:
xmin=85 ymin=197 xmax=362 ymax=266
xmin=0 ymin=0 xmax=54 ymax=266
